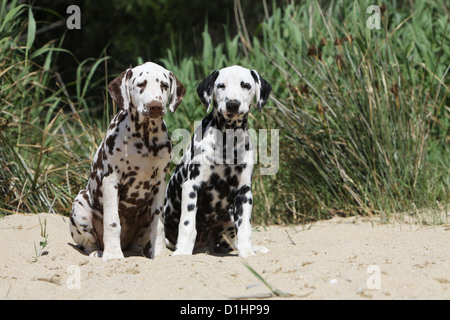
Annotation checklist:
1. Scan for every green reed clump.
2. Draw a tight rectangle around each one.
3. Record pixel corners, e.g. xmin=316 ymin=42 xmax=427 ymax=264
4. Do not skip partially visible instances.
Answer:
xmin=0 ymin=1 xmax=107 ymax=215
xmin=245 ymin=0 xmax=449 ymax=223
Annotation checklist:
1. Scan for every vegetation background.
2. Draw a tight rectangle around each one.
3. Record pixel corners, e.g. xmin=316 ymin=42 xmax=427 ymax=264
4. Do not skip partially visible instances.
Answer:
xmin=1 ymin=0 xmax=448 ymax=225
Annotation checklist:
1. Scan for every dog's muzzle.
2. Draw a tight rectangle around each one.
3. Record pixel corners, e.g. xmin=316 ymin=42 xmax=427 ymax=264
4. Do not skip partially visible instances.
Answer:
xmin=142 ymin=100 xmax=164 ymax=118
xmin=225 ymin=99 xmax=241 ymax=115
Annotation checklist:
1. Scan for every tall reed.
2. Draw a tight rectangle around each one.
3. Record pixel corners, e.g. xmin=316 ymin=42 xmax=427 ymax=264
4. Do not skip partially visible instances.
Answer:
xmin=0 ymin=1 xmax=107 ymax=215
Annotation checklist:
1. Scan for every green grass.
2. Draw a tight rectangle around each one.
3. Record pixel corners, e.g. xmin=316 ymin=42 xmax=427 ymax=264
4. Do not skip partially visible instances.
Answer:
xmin=0 ymin=0 xmax=107 ymax=215
xmin=1 ymin=0 xmax=448 ymax=225
xmin=251 ymin=0 xmax=450 ymax=224
xmin=32 ymin=216 xmax=48 ymax=263
xmin=163 ymin=0 xmax=450 ymax=224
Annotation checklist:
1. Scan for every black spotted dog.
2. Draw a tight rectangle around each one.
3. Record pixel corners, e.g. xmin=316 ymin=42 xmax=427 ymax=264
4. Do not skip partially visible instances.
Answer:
xmin=70 ymin=62 xmax=185 ymax=261
xmin=164 ymin=65 xmax=272 ymax=258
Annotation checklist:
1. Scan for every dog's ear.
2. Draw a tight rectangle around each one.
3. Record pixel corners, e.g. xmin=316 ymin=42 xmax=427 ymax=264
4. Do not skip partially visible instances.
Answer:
xmin=197 ymin=70 xmax=219 ymax=113
xmin=108 ymin=68 xmax=133 ymax=110
xmin=251 ymin=70 xmax=272 ymax=112
xmin=168 ymin=72 xmax=186 ymax=113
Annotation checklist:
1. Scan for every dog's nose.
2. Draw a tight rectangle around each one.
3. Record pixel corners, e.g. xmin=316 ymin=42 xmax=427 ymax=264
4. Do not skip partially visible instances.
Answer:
xmin=143 ymin=100 xmax=164 ymax=117
xmin=226 ymin=100 xmax=241 ymax=113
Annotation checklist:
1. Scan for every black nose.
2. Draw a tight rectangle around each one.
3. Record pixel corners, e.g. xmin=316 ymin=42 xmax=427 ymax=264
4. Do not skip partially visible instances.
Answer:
xmin=226 ymin=100 xmax=241 ymax=113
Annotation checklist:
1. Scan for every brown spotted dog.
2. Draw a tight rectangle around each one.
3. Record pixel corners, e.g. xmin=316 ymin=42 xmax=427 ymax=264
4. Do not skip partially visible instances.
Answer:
xmin=69 ymin=62 xmax=185 ymax=261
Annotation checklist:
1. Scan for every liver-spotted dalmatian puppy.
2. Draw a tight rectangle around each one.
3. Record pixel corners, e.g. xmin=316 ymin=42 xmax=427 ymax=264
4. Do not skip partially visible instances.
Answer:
xmin=164 ymin=65 xmax=272 ymax=258
xmin=69 ymin=62 xmax=185 ymax=261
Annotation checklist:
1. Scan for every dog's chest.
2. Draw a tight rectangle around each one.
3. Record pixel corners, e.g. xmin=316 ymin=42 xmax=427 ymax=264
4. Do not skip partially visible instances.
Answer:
xmin=194 ymin=164 xmax=249 ymax=227
xmin=89 ymin=114 xmax=170 ymax=212
xmin=107 ymin=120 xmax=170 ymax=173
xmin=186 ymin=118 xmax=254 ymax=220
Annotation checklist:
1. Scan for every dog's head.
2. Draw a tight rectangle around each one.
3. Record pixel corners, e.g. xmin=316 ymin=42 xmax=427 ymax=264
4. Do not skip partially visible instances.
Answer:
xmin=197 ymin=65 xmax=272 ymax=118
xmin=108 ymin=62 xmax=185 ymax=118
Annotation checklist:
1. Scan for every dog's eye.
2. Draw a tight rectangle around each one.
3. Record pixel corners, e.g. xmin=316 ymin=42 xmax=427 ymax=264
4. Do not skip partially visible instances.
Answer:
xmin=241 ymin=82 xmax=251 ymax=90
xmin=137 ymin=81 xmax=146 ymax=88
xmin=217 ymin=83 xmax=225 ymax=89
xmin=161 ymin=82 xmax=169 ymax=90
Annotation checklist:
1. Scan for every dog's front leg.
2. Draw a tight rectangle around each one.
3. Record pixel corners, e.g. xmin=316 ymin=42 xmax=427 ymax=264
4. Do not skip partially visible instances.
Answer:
xmin=173 ymin=179 xmax=199 ymax=255
xmin=101 ymin=174 xmax=124 ymax=261
xmin=149 ymin=178 xmax=167 ymax=259
xmin=234 ymin=184 xmax=270 ymax=258
xmin=233 ymin=184 xmax=256 ymax=258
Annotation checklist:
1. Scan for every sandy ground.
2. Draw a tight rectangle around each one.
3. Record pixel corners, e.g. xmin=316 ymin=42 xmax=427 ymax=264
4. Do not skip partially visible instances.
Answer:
xmin=0 ymin=212 xmax=449 ymax=300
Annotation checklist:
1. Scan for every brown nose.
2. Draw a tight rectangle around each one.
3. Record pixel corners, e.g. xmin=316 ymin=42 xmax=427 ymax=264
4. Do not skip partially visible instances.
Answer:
xmin=143 ymin=100 xmax=164 ymax=117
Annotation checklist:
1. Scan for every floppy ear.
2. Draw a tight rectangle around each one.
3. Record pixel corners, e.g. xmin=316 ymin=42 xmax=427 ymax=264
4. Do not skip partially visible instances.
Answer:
xmin=168 ymin=72 xmax=186 ymax=113
xmin=197 ymin=70 xmax=219 ymax=113
xmin=108 ymin=69 xmax=133 ymax=110
xmin=251 ymin=70 xmax=272 ymax=112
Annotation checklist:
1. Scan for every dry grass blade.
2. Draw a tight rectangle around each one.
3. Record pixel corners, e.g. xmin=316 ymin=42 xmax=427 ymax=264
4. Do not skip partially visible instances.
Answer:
xmin=240 ymin=261 xmax=293 ymax=298
xmin=222 ymin=234 xmax=292 ymax=299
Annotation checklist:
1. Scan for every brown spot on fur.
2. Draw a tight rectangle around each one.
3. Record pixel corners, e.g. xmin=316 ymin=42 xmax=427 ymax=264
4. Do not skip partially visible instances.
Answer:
xmin=160 ymin=81 xmax=169 ymax=92
xmin=163 ymin=163 xmax=170 ymax=172
xmin=105 ymin=134 xmax=117 ymax=155
xmin=126 ymin=69 xmax=133 ymax=80
xmin=139 ymin=80 xmax=148 ymax=94
xmin=151 ymin=167 xmax=159 ymax=179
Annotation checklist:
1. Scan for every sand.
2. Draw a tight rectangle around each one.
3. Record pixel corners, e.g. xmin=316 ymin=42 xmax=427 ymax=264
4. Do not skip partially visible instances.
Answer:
xmin=0 ymin=212 xmax=448 ymax=300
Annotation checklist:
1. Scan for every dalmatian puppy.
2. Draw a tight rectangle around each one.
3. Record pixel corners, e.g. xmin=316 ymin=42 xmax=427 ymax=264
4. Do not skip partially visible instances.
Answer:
xmin=164 ymin=65 xmax=272 ymax=258
xmin=69 ymin=62 xmax=185 ymax=261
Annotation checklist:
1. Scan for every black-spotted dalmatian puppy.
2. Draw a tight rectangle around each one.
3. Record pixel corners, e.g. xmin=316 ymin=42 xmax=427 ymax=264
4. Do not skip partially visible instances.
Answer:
xmin=69 ymin=62 xmax=185 ymax=261
xmin=164 ymin=65 xmax=272 ymax=258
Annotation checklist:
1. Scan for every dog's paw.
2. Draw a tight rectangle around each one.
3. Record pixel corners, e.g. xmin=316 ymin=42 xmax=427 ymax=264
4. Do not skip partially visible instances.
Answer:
xmin=149 ymin=237 xmax=167 ymax=259
xmin=88 ymin=250 xmax=103 ymax=258
xmin=254 ymin=246 xmax=270 ymax=254
xmin=172 ymin=249 xmax=193 ymax=256
xmin=238 ymin=247 xmax=256 ymax=258
xmin=149 ymin=246 xmax=165 ymax=259
xmin=102 ymin=248 xmax=124 ymax=261
xmin=238 ymin=245 xmax=269 ymax=258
